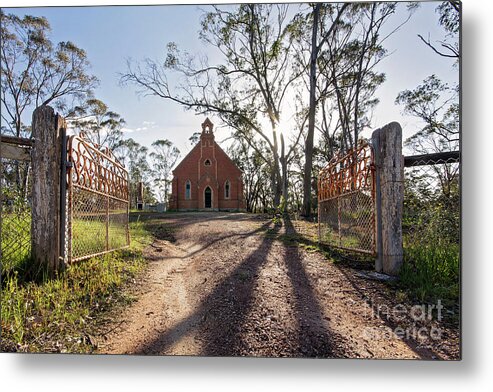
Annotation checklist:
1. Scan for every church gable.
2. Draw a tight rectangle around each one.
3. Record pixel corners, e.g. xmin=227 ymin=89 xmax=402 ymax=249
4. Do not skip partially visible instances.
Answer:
xmin=172 ymin=142 xmax=201 ymax=176
xmin=213 ymin=142 xmax=242 ymax=176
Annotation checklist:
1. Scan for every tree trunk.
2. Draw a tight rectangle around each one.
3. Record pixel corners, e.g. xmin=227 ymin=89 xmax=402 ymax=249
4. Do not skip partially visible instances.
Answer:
xmin=302 ymin=3 xmax=321 ymax=218
xmin=280 ymin=134 xmax=289 ymax=210
xmin=270 ymin=123 xmax=283 ymax=207
xmin=270 ymin=153 xmax=282 ymax=207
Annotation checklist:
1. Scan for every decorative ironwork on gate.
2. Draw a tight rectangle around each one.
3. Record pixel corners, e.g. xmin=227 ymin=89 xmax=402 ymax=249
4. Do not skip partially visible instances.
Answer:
xmin=317 ymin=141 xmax=376 ymax=254
xmin=63 ymin=132 xmax=129 ymax=263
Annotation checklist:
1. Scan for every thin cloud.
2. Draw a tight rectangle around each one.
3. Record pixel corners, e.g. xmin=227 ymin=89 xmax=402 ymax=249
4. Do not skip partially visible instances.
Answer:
xmin=123 ymin=120 xmax=159 ymax=133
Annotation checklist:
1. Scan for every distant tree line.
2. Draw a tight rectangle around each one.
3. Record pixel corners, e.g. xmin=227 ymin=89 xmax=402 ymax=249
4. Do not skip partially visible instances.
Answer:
xmin=0 ymin=11 xmax=180 ymax=208
xmin=121 ymin=2 xmax=456 ymax=216
xmin=1 ymin=2 xmax=460 ymax=215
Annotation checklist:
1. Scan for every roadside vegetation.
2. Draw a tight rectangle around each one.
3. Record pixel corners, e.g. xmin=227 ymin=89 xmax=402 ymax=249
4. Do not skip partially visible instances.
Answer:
xmin=400 ymin=241 xmax=459 ymax=305
xmin=0 ymin=220 xmax=153 ymax=353
xmin=399 ymin=175 xmax=460 ymax=306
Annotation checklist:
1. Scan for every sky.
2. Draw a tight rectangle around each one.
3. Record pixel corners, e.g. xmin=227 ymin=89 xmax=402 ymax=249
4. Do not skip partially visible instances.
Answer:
xmin=2 ymin=1 xmax=459 ymax=158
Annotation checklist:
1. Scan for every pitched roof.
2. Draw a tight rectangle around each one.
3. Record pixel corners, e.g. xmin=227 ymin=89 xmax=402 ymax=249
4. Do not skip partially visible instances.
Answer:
xmin=172 ymin=138 xmax=242 ymax=175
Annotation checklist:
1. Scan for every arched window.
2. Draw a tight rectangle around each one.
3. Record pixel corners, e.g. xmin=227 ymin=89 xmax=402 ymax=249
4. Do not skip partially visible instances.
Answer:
xmin=224 ymin=180 xmax=230 ymax=199
xmin=185 ymin=180 xmax=191 ymax=200
xmin=204 ymin=159 xmax=211 ymax=166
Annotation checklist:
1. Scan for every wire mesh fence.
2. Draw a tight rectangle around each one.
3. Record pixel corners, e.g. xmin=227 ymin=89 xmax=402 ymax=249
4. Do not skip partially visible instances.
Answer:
xmin=318 ymin=142 xmax=376 ymax=254
xmin=1 ymin=109 xmax=130 ymax=273
xmin=65 ymin=134 xmax=130 ymax=263
xmin=403 ymin=153 xmax=460 ymax=260
xmin=0 ymin=145 xmax=32 ymax=273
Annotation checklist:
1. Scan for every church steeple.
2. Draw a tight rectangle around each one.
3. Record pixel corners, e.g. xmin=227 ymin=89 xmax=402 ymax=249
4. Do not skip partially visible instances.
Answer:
xmin=201 ymin=117 xmax=214 ymax=134
xmin=200 ymin=117 xmax=215 ymax=142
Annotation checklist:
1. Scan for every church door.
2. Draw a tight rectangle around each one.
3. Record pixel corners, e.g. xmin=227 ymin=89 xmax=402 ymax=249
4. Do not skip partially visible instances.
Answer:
xmin=204 ymin=187 xmax=212 ymax=209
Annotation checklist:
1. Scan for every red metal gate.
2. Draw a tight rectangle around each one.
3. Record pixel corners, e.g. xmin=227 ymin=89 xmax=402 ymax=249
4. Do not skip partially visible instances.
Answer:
xmin=63 ymin=132 xmax=130 ymax=263
xmin=317 ymin=142 xmax=376 ymax=254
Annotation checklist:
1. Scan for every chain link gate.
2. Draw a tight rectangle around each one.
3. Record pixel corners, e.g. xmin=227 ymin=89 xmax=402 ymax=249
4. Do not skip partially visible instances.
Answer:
xmin=317 ymin=142 xmax=376 ymax=254
xmin=0 ymin=136 xmax=33 ymax=272
xmin=62 ymin=132 xmax=130 ymax=263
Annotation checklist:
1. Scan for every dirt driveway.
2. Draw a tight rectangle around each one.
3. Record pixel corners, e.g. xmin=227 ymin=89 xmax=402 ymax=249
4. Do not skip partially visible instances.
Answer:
xmin=97 ymin=212 xmax=459 ymax=359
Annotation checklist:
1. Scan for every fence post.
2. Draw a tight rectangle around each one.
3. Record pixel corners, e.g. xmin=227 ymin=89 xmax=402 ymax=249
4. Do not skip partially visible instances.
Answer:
xmin=0 ymin=139 xmax=3 ymax=270
xmin=106 ymin=195 xmax=110 ymax=251
xmin=31 ymin=105 xmax=66 ymax=272
xmin=59 ymin=127 xmax=68 ymax=264
xmin=373 ymin=134 xmax=383 ymax=273
xmin=371 ymin=122 xmax=404 ymax=275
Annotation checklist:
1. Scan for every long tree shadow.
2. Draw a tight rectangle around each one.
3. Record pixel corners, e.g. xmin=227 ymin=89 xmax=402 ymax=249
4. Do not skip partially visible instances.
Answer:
xmin=198 ymin=223 xmax=280 ymax=356
xmin=134 ymin=220 xmax=277 ymax=355
xmin=282 ymin=216 xmax=350 ymax=358
xmin=135 ymin=216 xmax=359 ymax=357
xmin=286 ymin=217 xmax=444 ymax=359
xmin=135 ymin=211 xmax=448 ymax=359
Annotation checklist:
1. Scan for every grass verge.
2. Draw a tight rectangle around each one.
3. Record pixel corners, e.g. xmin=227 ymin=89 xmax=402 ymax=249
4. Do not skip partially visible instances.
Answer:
xmin=399 ymin=239 xmax=460 ymax=306
xmin=0 ymin=220 xmax=153 ymax=353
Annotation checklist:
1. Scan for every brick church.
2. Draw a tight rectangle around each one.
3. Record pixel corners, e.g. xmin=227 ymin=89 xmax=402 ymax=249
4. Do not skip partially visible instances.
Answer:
xmin=168 ymin=118 xmax=245 ymax=211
